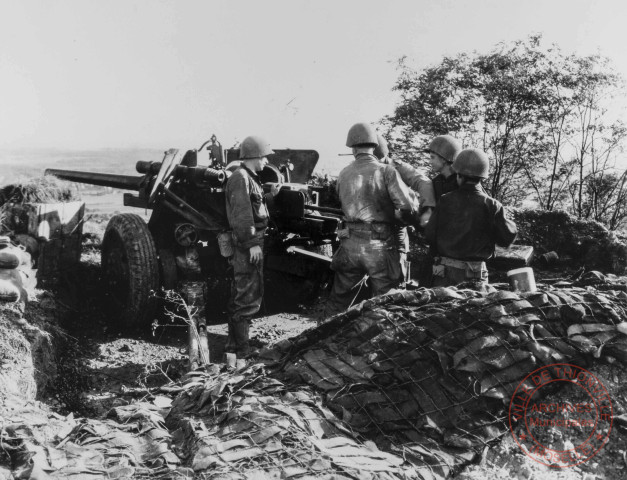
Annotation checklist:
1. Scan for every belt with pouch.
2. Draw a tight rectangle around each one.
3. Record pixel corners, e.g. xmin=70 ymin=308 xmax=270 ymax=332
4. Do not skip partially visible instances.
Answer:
xmin=343 ymin=221 xmax=393 ymax=240
xmin=436 ymin=256 xmax=486 ymax=272
xmin=432 ymin=256 xmax=486 ymax=280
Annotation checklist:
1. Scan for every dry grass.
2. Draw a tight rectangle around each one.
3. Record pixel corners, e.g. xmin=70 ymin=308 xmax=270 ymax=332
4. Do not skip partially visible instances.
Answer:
xmin=0 ymin=176 xmax=78 ymax=206
xmin=0 ymin=175 xmax=80 ymax=234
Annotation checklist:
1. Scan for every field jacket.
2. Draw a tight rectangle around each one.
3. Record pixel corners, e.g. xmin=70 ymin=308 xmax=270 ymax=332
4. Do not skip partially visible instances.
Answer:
xmin=336 ymin=153 xmax=416 ymax=224
xmin=424 ymin=183 xmax=517 ymax=261
xmin=432 ymin=172 xmax=459 ymax=203
xmin=225 ymin=165 xmax=269 ymax=249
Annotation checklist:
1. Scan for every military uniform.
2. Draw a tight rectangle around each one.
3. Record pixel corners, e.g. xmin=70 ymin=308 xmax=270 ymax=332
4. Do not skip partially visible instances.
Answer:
xmin=374 ymin=134 xmax=435 ymax=284
xmin=326 ymin=152 xmax=416 ymax=316
xmin=385 ymin=160 xmax=438 ymax=284
xmin=432 ymin=172 xmax=458 ymax=203
xmin=424 ymin=183 xmax=517 ymax=287
xmin=225 ymin=164 xmax=269 ymax=355
xmin=391 ymin=161 xmax=437 ymax=209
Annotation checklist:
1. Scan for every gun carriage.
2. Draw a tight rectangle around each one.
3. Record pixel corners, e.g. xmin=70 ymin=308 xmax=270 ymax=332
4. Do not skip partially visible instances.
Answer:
xmin=46 ymin=137 xmax=340 ymax=366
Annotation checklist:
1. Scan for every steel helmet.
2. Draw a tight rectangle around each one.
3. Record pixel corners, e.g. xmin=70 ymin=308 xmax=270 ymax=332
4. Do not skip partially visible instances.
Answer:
xmin=373 ymin=134 xmax=389 ymax=160
xmin=240 ymin=135 xmax=274 ymax=159
xmin=452 ymin=148 xmax=490 ymax=179
xmin=346 ymin=123 xmax=379 ymax=148
xmin=424 ymin=135 xmax=462 ymax=164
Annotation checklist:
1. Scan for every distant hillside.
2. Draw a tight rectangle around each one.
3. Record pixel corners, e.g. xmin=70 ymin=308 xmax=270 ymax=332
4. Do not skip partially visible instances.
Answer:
xmin=0 ymin=148 xmax=164 ymax=184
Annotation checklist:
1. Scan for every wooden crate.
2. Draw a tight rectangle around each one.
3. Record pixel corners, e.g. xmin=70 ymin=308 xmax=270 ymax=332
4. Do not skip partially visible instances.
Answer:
xmin=3 ymin=202 xmax=85 ymax=283
xmin=35 ymin=202 xmax=85 ymax=282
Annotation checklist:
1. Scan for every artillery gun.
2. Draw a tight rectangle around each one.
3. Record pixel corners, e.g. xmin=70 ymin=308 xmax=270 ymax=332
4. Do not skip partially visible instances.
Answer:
xmin=46 ymin=137 xmax=340 ymax=367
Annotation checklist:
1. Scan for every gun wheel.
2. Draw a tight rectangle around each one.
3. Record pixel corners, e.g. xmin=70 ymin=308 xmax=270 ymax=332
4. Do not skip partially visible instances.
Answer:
xmin=101 ymin=213 xmax=159 ymax=327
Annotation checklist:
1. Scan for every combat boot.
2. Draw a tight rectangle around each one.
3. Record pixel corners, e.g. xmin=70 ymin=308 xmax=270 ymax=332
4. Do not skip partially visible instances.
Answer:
xmin=232 ymin=315 xmax=251 ymax=358
xmin=224 ymin=320 xmax=237 ymax=354
xmin=233 ymin=316 xmax=262 ymax=359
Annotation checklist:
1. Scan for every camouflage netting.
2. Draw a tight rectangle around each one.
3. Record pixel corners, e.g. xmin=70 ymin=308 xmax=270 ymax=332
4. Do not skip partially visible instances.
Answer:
xmin=166 ymin=366 xmax=419 ymax=479
xmin=261 ymin=275 xmax=627 ymax=472
xmin=512 ymin=209 xmax=627 ymax=274
xmin=162 ymin=273 xmax=627 ymax=479
xmin=1 ymin=400 xmax=191 ymax=479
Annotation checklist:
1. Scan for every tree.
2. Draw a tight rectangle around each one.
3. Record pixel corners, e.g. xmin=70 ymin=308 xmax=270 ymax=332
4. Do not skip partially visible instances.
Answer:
xmin=383 ymin=35 xmax=559 ymax=204
xmin=383 ymin=36 xmax=627 ymax=229
xmin=573 ymin=170 xmax=627 ymax=230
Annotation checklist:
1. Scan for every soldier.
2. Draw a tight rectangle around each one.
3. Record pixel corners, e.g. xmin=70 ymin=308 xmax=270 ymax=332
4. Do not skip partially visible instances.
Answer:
xmin=224 ymin=135 xmax=276 ymax=357
xmin=325 ymin=123 xmax=417 ymax=317
xmin=378 ymin=135 xmax=462 ymax=205
xmin=373 ymin=134 xmax=435 ymax=283
xmin=425 ymin=135 xmax=463 ymax=202
xmin=424 ymin=148 xmax=517 ymax=287
xmin=374 ymin=135 xmax=436 ymax=222
xmin=382 ymin=134 xmax=463 ymax=286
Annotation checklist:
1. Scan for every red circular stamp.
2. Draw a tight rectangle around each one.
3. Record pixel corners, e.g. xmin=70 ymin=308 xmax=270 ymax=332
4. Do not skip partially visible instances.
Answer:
xmin=508 ymin=363 xmax=612 ymax=468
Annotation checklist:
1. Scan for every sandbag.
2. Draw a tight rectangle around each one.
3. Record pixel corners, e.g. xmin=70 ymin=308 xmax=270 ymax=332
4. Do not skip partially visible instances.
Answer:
xmin=0 ymin=268 xmax=26 ymax=302
xmin=13 ymin=233 xmax=39 ymax=257
xmin=0 ymin=248 xmax=20 ymax=269
xmin=0 ymin=279 xmax=20 ymax=301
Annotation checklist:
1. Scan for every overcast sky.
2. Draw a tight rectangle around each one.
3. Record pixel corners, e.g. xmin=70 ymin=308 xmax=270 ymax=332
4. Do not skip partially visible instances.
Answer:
xmin=2 ymin=0 xmax=627 ymax=170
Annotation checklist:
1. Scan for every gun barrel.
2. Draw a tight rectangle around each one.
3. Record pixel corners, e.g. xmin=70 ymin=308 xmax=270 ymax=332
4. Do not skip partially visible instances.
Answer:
xmin=179 ymin=166 xmax=227 ymax=186
xmin=135 ymin=161 xmax=227 ymax=186
xmin=45 ymin=169 xmax=143 ymax=191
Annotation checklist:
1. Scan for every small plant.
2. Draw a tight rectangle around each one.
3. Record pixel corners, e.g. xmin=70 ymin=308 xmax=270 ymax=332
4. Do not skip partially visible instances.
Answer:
xmin=152 ymin=289 xmax=210 ymax=368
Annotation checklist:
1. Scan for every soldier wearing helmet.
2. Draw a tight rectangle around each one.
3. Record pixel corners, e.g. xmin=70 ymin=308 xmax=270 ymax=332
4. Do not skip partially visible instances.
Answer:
xmin=224 ymin=135 xmax=277 ymax=357
xmin=382 ymin=134 xmax=462 ymax=204
xmin=425 ymin=135 xmax=463 ymax=202
xmin=374 ymin=134 xmax=435 ymax=284
xmin=325 ymin=123 xmax=418 ymax=317
xmin=424 ymin=148 xmax=517 ymax=287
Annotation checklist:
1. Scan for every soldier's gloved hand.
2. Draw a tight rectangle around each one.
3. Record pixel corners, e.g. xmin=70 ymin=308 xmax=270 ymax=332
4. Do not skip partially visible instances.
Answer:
xmin=249 ymin=245 xmax=263 ymax=265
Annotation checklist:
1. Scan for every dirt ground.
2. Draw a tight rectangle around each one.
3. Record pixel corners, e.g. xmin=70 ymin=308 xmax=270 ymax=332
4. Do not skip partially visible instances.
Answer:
xmin=48 ymin=237 xmax=319 ymax=419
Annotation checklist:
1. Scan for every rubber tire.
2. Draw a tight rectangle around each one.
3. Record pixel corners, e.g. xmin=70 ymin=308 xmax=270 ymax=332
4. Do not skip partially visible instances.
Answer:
xmin=101 ymin=214 xmax=159 ymax=327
